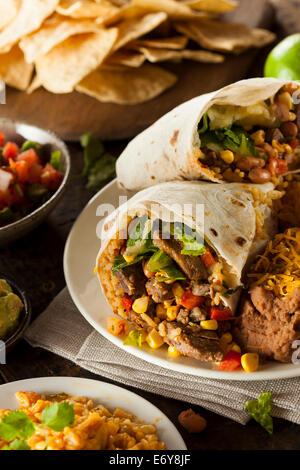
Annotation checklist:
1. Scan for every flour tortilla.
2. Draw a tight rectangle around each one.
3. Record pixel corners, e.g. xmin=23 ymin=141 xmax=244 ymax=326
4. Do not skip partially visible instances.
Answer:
xmin=117 ymin=77 xmax=297 ymax=191
xmin=97 ymin=181 xmax=278 ymax=313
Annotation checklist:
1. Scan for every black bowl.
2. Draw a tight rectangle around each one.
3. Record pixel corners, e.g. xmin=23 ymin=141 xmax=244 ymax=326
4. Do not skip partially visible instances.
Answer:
xmin=0 ymin=275 xmax=32 ymax=354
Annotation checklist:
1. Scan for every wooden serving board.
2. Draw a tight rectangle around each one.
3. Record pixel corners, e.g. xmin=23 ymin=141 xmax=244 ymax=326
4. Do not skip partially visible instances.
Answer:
xmin=0 ymin=0 xmax=274 ymax=141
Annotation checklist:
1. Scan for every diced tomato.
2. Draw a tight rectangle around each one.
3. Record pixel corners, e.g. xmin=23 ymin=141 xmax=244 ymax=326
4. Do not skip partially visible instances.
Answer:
xmin=3 ymin=142 xmax=19 ymax=161
xmin=267 ymin=158 xmax=287 ymax=176
xmin=2 ymin=183 xmax=24 ymax=206
xmin=0 ymin=132 xmax=4 ymax=147
xmin=201 ymin=247 xmax=216 ymax=268
xmin=107 ymin=316 xmax=127 ymax=337
xmin=122 ymin=297 xmax=132 ymax=313
xmin=41 ymin=164 xmax=63 ymax=191
xmin=17 ymin=148 xmax=39 ymax=168
xmin=180 ymin=290 xmax=205 ymax=310
xmin=218 ymin=350 xmax=241 ymax=371
xmin=290 ymin=139 xmax=299 ymax=150
xmin=28 ymin=163 xmax=43 ymax=184
xmin=209 ymin=307 xmax=232 ymax=321
xmin=15 ymin=160 xmax=29 ymax=183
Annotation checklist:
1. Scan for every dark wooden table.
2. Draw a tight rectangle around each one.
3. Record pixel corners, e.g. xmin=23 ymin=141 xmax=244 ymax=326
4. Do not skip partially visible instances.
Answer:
xmin=1 ymin=139 xmax=300 ymax=451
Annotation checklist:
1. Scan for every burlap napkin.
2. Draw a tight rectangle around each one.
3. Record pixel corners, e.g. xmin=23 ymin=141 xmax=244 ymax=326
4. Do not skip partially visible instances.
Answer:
xmin=25 ymin=288 xmax=300 ymax=425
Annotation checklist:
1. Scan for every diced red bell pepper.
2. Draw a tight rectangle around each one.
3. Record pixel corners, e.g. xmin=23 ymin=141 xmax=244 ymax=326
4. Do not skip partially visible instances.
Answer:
xmin=0 ymin=132 xmax=5 ymax=147
xmin=267 ymin=158 xmax=287 ymax=176
xmin=180 ymin=290 xmax=205 ymax=310
xmin=218 ymin=350 xmax=241 ymax=371
xmin=3 ymin=142 xmax=19 ymax=161
xmin=290 ymin=139 xmax=299 ymax=150
xmin=210 ymin=307 xmax=232 ymax=321
xmin=17 ymin=148 xmax=40 ymax=168
xmin=122 ymin=297 xmax=132 ymax=313
xmin=41 ymin=164 xmax=63 ymax=191
xmin=201 ymin=246 xmax=216 ymax=268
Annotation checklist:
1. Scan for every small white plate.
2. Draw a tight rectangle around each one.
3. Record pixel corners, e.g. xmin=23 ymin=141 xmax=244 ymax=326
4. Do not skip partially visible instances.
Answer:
xmin=0 ymin=376 xmax=186 ymax=450
xmin=64 ymin=179 xmax=300 ymax=380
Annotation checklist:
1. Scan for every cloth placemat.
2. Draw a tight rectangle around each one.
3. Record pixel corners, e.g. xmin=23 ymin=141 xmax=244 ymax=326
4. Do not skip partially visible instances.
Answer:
xmin=25 ymin=288 xmax=300 ymax=425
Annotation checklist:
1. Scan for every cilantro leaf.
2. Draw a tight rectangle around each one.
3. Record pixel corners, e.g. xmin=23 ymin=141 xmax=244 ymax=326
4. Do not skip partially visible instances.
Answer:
xmin=50 ymin=150 xmax=62 ymax=171
xmin=0 ymin=411 xmax=35 ymax=441
xmin=223 ymin=285 xmax=245 ymax=298
xmin=80 ymin=132 xmax=105 ymax=177
xmin=9 ymin=439 xmax=30 ymax=450
xmin=244 ymin=392 xmax=273 ymax=435
xmin=124 ymin=329 xmax=143 ymax=347
xmin=41 ymin=402 xmax=74 ymax=432
xmin=112 ymin=253 xmax=149 ymax=274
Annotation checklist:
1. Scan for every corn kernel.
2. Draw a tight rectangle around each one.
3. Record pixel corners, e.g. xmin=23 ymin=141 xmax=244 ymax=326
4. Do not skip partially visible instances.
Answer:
xmin=141 ymin=313 xmax=157 ymax=328
xmin=168 ymin=345 xmax=181 ymax=358
xmin=167 ymin=305 xmax=180 ymax=321
xmin=241 ymin=353 xmax=259 ymax=373
xmin=156 ymin=303 xmax=167 ymax=319
xmin=251 ymin=130 xmax=265 ymax=146
xmin=220 ymin=150 xmax=234 ymax=164
xmin=278 ymin=91 xmax=294 ymax=110
xmin=200 ymin=319 xmax=218 ymax=330
xmin=283 ymin=144 xmax=293 ymax=154
xmin=230 ymin=343 xmax=241 ymax=354
xmin=220 ymin=332 xmax=232 ymax=344
xmin=132 ymin=296 xmax=149 ymax=314
xmin=146 ymin=328 xmax=164 ymax=349
xmin=123 ymin=254 xmax=136 ymax=263
xmin=172 ymin=282 xmax=184 ymax=300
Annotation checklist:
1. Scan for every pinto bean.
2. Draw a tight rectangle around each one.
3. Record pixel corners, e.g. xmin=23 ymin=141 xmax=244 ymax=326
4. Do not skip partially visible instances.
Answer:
xmin=272 ymin=102 xmax=291 ymax=122
xmin=280 ymin=122 xmax=298 ymax=138
xmin=236 ymin=157 xmax=266 ymax=172
xmin=178 ymin=409 xmax=207 ymax=434
xmin=248 ymin=168 xmax=271 ymax=184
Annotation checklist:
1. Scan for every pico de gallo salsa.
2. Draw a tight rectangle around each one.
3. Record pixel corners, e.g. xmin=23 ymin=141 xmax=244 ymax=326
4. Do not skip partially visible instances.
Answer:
xmin=0 ymin=133 xmax=64 ymax=227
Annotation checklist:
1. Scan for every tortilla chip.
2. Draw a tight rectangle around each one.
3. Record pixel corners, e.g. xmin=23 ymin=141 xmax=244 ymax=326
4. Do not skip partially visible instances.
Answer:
xmin=0 ymin=45 xmax=33 ymax=90
xmin=26 ymin=74 xmax=42 ymax=94
xmin=130 ymin=36 xmax=188 ymax=50
xmin=35 ymin=28 xmax=118 ymax=93
xmin=174 ymin=19 xmax=276 ymax=53
xmin=113 ymin=12 xmax=167 ymax=52
xmin=106 ymin=49 xmax=145 ymax=67
xmin=0 ymin=0 xmax=20 ymax=31
xmin=185 ymin=0 xmax=238 ymax=13
xmin=0 ymin=0 xmax=59 ymax=51
xmin=76 ymin=63 xmax=177 ymax=104
xmin=131 ymin=0 xmax=208 ymax=19
xmin=56 ymin=0 xmax=119 ymax=19
xmin=19 ymin=14 xmax=99 ymax=63
xmin=98 ymin=5 xmax=147 ymax=26
xmin=137 ymin=46 xmax=224 ymax=63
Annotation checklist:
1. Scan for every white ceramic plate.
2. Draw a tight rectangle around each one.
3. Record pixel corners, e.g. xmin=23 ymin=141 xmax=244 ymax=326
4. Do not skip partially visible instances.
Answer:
xmin=0 ymin=376 xmax=186 ymax=450
xmin=64 ymin=180 xmax=300 ymax=380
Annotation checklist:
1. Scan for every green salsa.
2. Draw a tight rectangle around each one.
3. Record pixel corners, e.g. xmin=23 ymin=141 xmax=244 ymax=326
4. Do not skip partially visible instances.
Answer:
xmin=0 ymin=279 xmax=23 ymax=340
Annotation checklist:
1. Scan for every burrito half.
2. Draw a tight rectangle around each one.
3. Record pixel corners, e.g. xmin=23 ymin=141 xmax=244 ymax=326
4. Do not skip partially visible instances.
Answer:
xmin=117 ymin=78 xmax=300 ymax=190
xmin=96 ymin=181 xmax=280 ymax=364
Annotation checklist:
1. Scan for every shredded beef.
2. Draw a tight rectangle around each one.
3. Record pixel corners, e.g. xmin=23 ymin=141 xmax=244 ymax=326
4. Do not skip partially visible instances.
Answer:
xmin=165 ymin=322 xmax=224 ymax=362
xmin=152 ymin=231 xmax=207 ymax=281
xmin=146 ymin=277 xmax=174 ymax=303
xmin=114 ymin=263 xmax=146 ymax=296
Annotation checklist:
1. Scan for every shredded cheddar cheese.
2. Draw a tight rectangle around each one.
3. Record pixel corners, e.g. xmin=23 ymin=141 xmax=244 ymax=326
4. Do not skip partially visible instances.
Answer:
xmin=248 ymin=228 xmax=300 ymax=296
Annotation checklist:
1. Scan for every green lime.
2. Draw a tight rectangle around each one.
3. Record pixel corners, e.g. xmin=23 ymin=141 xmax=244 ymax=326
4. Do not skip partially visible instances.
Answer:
xmin=264 ymin=34 xmax=300 ymax=81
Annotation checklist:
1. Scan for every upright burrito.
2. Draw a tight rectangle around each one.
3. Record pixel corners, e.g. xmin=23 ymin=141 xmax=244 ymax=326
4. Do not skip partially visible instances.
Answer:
xmin=96 ymin=181 xmax=280 ymax=364
xmin=117 ymin=78 xmax=300 ymax=190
